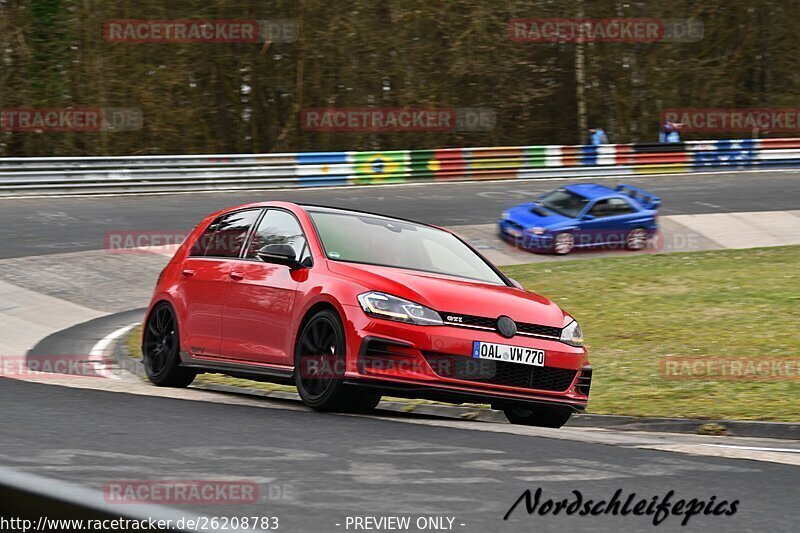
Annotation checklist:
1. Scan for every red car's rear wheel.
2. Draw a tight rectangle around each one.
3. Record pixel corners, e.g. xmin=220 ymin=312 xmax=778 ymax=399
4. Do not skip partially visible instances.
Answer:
xmin=143 ymin=302 xmax=196 ymax=387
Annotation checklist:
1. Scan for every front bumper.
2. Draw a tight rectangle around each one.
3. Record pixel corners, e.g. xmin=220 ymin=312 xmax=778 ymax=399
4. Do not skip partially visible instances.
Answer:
xmin=341 ymin=304 xmax=591 ymax=411
xmin=498 ymin=220 xmax=554 ymax=251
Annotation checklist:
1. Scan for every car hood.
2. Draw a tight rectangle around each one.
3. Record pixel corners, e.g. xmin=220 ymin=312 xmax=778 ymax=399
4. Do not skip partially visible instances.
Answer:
xmin=328 ymin=261 xmax=565 ymax=327
xmin=506 ymin=203 xmax=572 ymax=229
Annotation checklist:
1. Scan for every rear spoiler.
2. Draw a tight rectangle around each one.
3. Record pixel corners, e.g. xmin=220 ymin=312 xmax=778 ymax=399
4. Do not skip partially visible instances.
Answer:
xmin=615 ymin=184 xmax=661 ymax=209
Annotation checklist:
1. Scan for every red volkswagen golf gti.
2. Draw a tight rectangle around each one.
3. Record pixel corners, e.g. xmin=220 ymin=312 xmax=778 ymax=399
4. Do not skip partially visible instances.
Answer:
xmin=142 ymin=202 xmax=591 ymax=428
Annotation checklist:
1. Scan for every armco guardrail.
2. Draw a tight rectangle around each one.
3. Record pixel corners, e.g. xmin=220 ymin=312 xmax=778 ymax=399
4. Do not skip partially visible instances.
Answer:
xmin=1 ymin=138 xmax=799 ymax=196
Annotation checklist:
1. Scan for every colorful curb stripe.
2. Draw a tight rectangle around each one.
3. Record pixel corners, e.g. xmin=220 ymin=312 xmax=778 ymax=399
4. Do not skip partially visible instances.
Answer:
xmin=291 ymin=138 xmax=800 ymax=185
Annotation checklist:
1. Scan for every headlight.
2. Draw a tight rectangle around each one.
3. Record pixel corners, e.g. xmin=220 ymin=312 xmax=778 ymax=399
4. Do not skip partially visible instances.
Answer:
xmin=560 ymin=319 xmax=584 ymax=347
xmin=529 ymin=227 xmax=547 ymax=235
xmin=501 ymin=210 xmax=510 ymax=220
xmin=357 ymin=292 xmax=443 ymax=326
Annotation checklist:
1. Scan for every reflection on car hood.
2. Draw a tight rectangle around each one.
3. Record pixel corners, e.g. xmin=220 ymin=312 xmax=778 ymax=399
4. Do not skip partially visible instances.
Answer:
xmin=506 ymin=203 xmax=571 ymax=228
xmin=328 ymin=261 xmax=565 ymax=327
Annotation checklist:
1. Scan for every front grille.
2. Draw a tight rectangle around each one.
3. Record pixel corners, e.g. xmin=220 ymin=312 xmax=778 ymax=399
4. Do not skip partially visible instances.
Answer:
xmin=423 ymin=352 xmax=577 ymax=392
xmin=442 ymin=313 xmax=496 ymax=329
xmin=503 ymin=221 xmax=525 ymax=232
xmin=517 ymin=322 xmax=561 ymax=338
xmin=441 ymin=312 xmax=561 ymax=339
xmin=576 ymin=368 xmax=592 ymax=396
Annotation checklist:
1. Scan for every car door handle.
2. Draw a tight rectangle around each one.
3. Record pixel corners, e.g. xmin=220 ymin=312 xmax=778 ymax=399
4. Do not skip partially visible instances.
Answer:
xmin=182 ymin=269 xmax=195 ymax=277
xmin=229 ymin=271 xmax=244 ymax=280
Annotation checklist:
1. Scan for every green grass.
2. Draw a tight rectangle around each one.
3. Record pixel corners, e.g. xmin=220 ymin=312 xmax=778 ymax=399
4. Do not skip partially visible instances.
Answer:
xmin=503 ymin=246 xmax=800 ymax=421
xmin=127 ymin=326 xmax=143 ymax=359
xmin=127 ymin=245 xmax=800 ymax=422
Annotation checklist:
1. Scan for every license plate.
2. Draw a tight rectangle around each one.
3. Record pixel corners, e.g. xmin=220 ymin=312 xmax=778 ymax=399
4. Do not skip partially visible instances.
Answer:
xmin=472 ymin=341 xmax=545 ymax=366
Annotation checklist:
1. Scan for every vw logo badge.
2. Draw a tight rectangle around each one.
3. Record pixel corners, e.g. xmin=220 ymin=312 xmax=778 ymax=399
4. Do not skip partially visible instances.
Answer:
xmin=496 ymin=315 xmax=517 ymax=338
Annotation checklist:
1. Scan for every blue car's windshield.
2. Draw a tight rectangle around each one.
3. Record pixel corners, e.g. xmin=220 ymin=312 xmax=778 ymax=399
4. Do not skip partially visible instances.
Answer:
xmin=538 ymin=189 xmax=590 ymax=218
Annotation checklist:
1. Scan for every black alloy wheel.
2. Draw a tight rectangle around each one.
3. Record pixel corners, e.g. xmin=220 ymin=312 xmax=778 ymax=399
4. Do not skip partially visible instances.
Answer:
xmin=143 ymin=302 xmax=196 ymax=387
xmin=295 ymin=309 xmax=381 ymax=412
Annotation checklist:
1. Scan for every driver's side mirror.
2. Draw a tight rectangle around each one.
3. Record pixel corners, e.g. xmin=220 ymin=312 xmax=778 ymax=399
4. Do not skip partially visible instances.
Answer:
xmin=257 ymin=244 xmax=305 ymax=270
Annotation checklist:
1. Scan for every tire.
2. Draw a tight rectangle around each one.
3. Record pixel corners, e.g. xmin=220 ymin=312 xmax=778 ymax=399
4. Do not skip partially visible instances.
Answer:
xmin=294 ymin=309 xmax=381 ymax=412
xmin=142 ymin=302 xmax=196 ymax=387
xmin=503 ymin=405 xmax=573 ymax=428
xmin=553 ymin=232 xmax=574 ymax=255
xmin=626 ymin=227 xmax=648 ymax=251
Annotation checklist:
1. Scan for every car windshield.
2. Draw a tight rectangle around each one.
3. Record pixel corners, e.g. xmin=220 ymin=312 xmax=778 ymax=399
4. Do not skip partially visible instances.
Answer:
xmin=537 ymin=189 xmax=590 ymax=218
xmin=308 ymin=210 xmax=506 ymax=285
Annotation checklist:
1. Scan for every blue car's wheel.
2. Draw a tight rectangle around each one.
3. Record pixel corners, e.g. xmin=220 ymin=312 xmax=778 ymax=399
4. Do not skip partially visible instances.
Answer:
xmin=626 ymin=228 xmax=648 ymax=250
xmin=553 ymin=233 xmax=574 ymax=255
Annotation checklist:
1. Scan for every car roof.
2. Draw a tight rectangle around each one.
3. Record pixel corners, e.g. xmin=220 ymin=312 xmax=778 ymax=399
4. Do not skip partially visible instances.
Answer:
xmin=220 ymin=201 xmax=447 ymax=232
xmin=562 ymin=183 xmax=618 ymax=200
xmin=305 ymin=204 xmax=462 ymax=234
xmin=213 ymin=200 xmax=512 ymax=285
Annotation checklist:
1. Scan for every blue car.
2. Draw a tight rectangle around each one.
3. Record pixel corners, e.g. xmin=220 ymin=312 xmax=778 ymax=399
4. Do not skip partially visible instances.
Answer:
xmin=499 ymin=183 xmax=661 ymax=255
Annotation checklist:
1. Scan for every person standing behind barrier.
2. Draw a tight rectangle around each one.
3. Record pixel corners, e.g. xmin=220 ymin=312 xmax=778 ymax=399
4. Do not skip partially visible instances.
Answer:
xmin=588 ymin=127 xmax=609 ymax=145
xmin=660 ymin=121 xmax=682 ymax=143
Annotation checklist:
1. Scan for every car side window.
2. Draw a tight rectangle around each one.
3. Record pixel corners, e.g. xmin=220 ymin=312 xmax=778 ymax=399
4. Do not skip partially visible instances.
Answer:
xmin=588 ymin=198 xmax=634 ymax=218
xmin=607 ymin=198 xmax=636 ymax=215
xmin=191 ymin=209 xmax=261 ymax=258
xmin=587 ymin=199 xmax=611 ymax=218
xmin=190 ymin=221 xmax=218 ymax=257
xmin=245 ymin=209 xmax=309 ymax=263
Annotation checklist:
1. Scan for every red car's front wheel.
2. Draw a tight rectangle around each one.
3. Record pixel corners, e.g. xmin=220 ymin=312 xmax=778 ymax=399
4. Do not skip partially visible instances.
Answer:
xmin=294 ymin=309 xmax=380 ymax=412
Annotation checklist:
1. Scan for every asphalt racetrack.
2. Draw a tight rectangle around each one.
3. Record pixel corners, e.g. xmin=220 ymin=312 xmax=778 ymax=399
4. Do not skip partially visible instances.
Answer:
xmin=4 ymin=375 xmax=799 ymax=533
xmin=1 ymin=170 xmax=798 ymax=259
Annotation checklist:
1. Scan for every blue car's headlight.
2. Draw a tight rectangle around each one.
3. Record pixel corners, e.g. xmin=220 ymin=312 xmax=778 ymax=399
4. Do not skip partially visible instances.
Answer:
xmin=529 ymin=227 xmax=547 ymax=235
xmin=501 ymin=210 xmax=511 ymax=220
